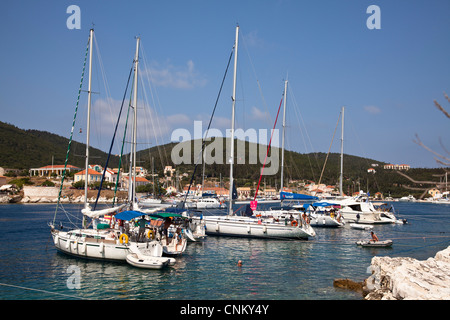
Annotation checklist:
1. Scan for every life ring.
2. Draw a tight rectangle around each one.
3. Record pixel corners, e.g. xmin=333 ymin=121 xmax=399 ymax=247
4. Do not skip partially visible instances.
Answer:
xmin=147 ymin=229 xmax=155 ymax=240
xmin=119 ymin=234 xmax=129 ymax=244
xmin=290 ymin=220 xmax=298 ymax=227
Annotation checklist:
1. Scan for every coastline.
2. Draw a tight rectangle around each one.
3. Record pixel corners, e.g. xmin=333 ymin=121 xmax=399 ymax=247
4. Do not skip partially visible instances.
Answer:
xmin=335 ymin=245 xmax=450 ymax=300
xmin=0 ymin=186 xmax=127 ymax=204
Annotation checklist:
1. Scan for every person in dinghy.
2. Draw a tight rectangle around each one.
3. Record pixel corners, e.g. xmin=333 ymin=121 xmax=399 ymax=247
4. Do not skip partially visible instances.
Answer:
xmin=370 ymin=231 xmax=379 ymax=242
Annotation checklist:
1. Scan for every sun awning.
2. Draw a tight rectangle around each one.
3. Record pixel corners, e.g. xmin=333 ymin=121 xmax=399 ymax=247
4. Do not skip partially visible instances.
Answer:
xmin=114 ymin=210 xmax=145 ymax=221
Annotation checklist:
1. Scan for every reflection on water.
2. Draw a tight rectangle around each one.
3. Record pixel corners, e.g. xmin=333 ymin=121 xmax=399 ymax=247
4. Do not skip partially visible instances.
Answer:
xmin=0 ymin=202 xmax=449 ymax=299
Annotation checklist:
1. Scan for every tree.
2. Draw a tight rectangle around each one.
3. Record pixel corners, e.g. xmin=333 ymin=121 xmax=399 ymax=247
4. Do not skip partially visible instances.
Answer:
xmin=41 ymin=180 xmax=55 ymax=187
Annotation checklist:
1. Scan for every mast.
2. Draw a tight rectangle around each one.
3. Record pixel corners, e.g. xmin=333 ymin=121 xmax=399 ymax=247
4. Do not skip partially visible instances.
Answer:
xmin=228 ymin=25 xmax=239 ymax=216
xmin=83 ymin=28 xmax=94 ymax=217
xmin=280 ymin=80 xmax=288 ymax=193
xmin=129 ymin=36 xmax=140 ymax=209
xmin=339 ymin=106 xmax=344 ymax=196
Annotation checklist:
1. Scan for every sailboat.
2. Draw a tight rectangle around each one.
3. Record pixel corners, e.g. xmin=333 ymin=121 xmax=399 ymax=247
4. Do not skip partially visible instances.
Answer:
xmin=193 ymin=26 xmax=315 ymax=240
xmin=49 ymin=30 xmax=174 ymax=268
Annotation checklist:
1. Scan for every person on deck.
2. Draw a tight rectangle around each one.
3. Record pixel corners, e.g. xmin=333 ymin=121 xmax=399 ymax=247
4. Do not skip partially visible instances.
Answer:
xmin=137 ymin=216 xmax=147 ymax=242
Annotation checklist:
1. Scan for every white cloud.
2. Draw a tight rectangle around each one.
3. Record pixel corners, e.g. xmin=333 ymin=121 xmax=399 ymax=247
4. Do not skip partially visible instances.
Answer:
xmin=251 ymin=106 xmax=271 ymax=120
xmin=364 ymin=105 xmax=381 ymax=115
xmin=243 ymin=30 xmax=265 ymax=48
xmin=143 ymin=59 xmax=207 ymax=89
xmin=167 ymin=113 xmax=191 ymax=126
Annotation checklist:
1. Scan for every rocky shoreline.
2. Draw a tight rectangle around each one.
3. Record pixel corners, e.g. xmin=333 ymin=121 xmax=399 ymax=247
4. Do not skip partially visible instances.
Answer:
xmin=334 ymin=245 xmax=450 ymax=300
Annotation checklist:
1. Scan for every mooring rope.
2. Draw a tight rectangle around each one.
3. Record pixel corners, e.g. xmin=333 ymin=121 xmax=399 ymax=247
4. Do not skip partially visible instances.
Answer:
xmin=0 ymin=282 xmax=90 ymax=300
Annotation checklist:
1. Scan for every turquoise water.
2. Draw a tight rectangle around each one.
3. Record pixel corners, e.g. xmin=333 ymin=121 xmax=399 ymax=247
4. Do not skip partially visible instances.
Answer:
xmin=0 ymin=202 xmax=449 ymax=300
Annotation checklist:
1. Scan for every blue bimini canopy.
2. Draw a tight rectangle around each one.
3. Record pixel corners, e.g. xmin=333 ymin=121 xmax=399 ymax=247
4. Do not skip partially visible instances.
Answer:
xmin=114 ymin=210 xmax=145 ymax=221
xmin=312 ymin=202 xmax=339 ymax=207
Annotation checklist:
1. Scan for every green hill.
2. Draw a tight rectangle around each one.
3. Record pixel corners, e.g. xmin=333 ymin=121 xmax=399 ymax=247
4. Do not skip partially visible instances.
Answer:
xmin=0 ymin=121 xmax=119 ymax=169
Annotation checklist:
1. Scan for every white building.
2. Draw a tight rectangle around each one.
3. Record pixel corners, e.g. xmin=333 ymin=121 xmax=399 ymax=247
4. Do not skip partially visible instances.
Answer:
xmin=74 ymin=169 xmax=102 ymax=184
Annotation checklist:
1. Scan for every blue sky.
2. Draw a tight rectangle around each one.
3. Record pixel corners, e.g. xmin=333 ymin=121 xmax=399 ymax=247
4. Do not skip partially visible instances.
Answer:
xmin=1 ymin=0 xmax=449 ymax=169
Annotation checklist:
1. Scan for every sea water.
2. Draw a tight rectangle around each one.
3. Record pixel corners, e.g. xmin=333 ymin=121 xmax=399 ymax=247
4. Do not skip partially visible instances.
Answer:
xmin=0 ymin=202 xmax=449 ymax=300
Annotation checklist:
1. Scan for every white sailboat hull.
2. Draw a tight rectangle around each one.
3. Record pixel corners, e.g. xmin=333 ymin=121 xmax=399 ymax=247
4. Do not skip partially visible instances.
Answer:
xmin=51 ymin=229 xmax=161 ymax=262
xmin=52 ymin=230 xmax=128 ymax=261
xmin=195 ymin=216 xmax=315 ymax=239
xmin=257 ymin=208 xmax=344 ymax=228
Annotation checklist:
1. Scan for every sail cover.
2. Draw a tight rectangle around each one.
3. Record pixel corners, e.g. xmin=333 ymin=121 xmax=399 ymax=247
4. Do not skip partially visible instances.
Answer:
xmin=82 ymin=204 xmax=127 ymax=218
xmin=280 ymin=191 xmax=318 ymax=200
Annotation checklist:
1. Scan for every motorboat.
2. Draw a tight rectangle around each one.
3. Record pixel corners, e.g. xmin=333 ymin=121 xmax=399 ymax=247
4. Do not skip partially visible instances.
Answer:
xmin=398 ymin=195 xmax=416 ymax=202
xmin=356 ymin=239 xmax=393 ymax=247
xmin=195 ymin=197 xmax=225 ymax=209
xmin=350 ymin=223 xmax=373 ymax=230
xmin=335 ymin=192 xmax=401 ymax=224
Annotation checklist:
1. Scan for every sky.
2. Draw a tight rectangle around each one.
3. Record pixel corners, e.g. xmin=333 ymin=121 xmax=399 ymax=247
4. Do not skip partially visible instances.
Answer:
xmin=1 ymin=0 xmax=449 ymax=169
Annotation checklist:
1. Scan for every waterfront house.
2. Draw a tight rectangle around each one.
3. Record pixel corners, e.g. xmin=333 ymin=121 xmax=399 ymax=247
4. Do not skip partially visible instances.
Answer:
xmin=104 ymin=169 xmax=119 ymax=184
xmin=30 ymin=164 xmax=82 ymax=177
xmin=383 ymin=163 xmax=410 ymax=170
xmin=122 ymin=176 xmax=150 ymax=189
xmin=74 ymin=169 xmax=102 ymax=184
xmin=237 ymin=187 xmax=251 ymax=199
xmin=264 ymin=188 xmax=277 ymax=198
xmin=89 ymin=164 xmax=103 ymax=173
xmin=428 ymin=188 xmax=441 ymax=198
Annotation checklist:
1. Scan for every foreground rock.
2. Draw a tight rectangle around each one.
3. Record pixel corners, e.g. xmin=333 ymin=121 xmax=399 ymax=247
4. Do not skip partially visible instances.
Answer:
xmin=364 ymin=246 xmax=450 ymax=300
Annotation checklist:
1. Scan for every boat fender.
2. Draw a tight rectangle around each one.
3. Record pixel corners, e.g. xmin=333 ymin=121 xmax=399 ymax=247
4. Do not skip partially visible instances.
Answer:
xmin=147 ymin=229 xmax=155 ymax=240
xmin=119 ymin=233 xmax=129 ymax=244
xmin=291 ymin=220 xmax=298 ymax=227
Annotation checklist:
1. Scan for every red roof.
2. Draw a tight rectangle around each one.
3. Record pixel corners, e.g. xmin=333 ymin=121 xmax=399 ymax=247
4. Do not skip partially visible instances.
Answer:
xmin=74 ymin=169 xmax=102 ymax=175
xmin=124 ymin=176 xmax=149 ymax=182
